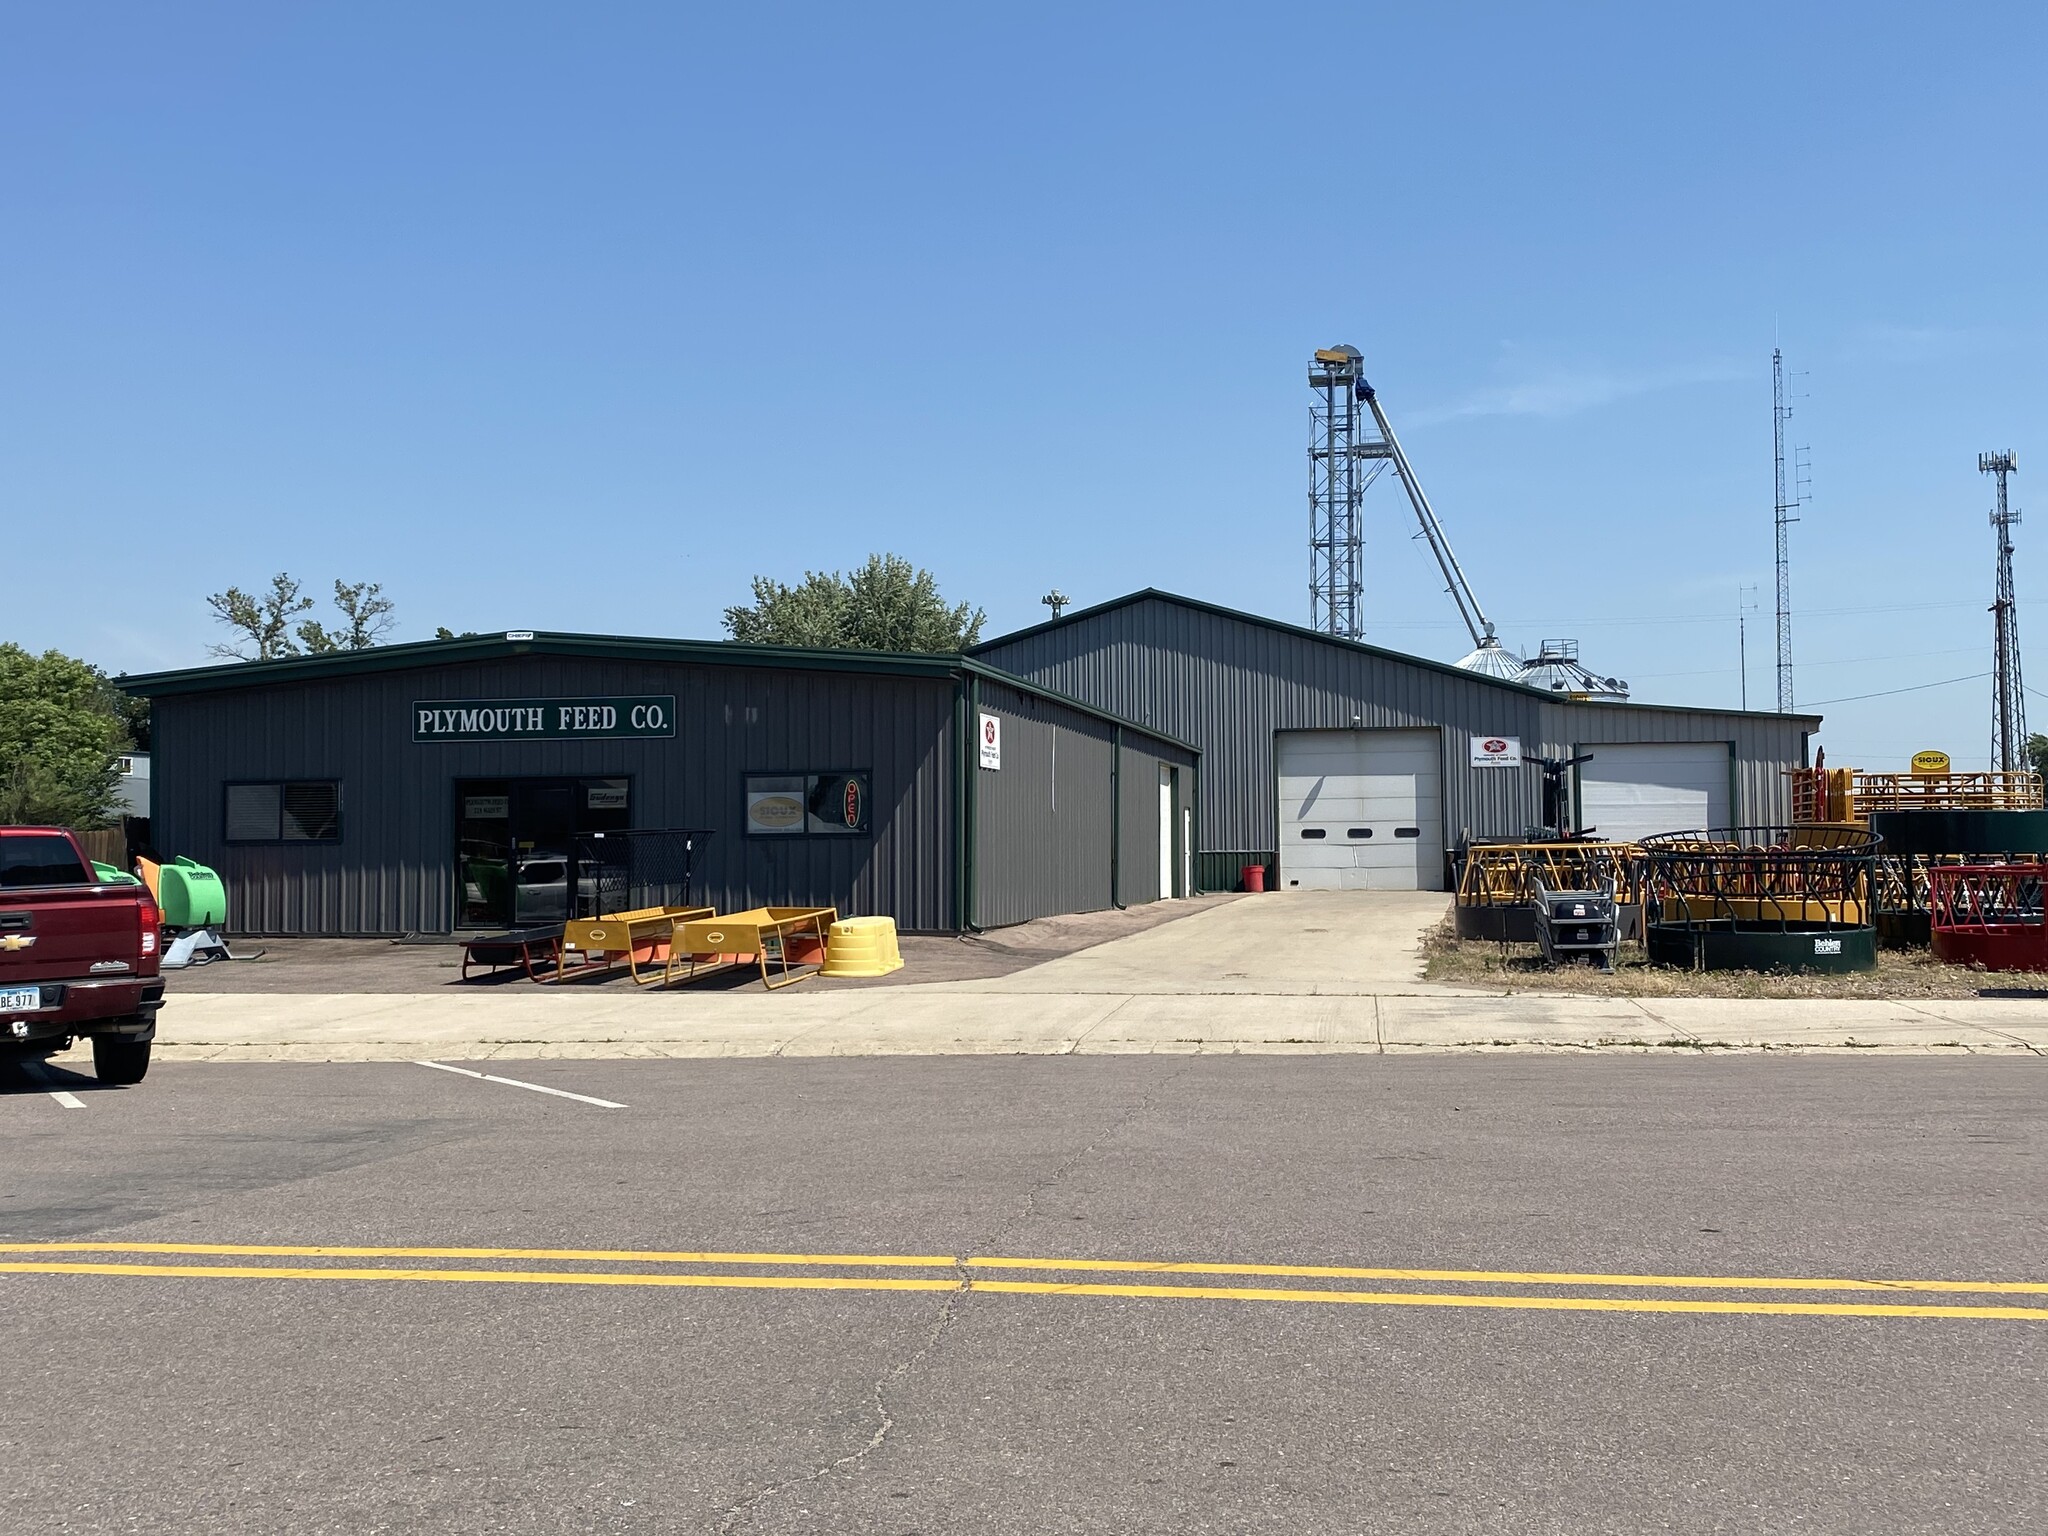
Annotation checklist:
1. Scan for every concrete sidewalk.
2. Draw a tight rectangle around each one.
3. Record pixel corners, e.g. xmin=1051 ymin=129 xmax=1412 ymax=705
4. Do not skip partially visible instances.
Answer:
xmin=86 ymin=986 xmax=2048 ymax=1062
xmin=89 ymin=891 xmax=2048 ymax=1063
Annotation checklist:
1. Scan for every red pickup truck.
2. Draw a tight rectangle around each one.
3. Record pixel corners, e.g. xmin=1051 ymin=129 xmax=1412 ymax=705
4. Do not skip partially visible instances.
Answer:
xmin=0 ymin=827 xmax=164 ymax=1084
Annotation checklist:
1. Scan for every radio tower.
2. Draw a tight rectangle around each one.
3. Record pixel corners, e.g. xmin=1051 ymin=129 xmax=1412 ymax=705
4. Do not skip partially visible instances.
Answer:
xmin=1308 ymin=346 xmax=1368 ymax=638
xmin=1983 ymin=451 xmax=2025 ymax=771
xmin=1772 ymin=348 xmax=1800 ymax=712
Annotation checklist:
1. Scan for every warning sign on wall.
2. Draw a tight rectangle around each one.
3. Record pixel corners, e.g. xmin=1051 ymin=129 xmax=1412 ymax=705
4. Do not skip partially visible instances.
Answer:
xmin=978 ymin=712 xmax=1001 ymax=770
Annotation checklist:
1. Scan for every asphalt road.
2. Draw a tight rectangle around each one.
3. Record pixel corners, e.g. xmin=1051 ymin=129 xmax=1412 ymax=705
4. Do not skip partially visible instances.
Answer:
xmin=4 ymin=1053 xmax=2044 ymax=1534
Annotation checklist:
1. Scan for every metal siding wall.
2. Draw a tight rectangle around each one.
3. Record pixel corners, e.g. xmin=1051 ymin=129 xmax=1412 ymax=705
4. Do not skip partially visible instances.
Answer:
xmin=969 ymin=681 xmax=1190 ymax=926
xmin=976 ymin=598 xmax=1814 ymax=853
xmin=1539 ymin=701 xmax=1807 ymax=828
xmin=150 ymin=658 xmax=957 ymax=935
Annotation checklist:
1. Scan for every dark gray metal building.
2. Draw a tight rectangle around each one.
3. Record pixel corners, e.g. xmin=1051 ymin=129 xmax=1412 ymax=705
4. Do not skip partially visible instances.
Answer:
xmin=122 ymin=632 xmax=1197 ymax=937
xmin=972 ymin=591 xmax=1822 ymax=891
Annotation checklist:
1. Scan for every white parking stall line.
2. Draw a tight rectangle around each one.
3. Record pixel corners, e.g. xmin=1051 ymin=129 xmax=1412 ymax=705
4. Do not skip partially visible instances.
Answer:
xmin=22 ymin=1064 xmax=86 ymax=1110
xmin=413 ymin=1060 xmax=625 ymax=1109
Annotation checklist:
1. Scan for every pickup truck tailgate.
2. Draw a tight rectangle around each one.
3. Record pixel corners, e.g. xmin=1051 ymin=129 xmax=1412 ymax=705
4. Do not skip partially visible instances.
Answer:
xmin=0 ymin=886 xmax=147 ymax=981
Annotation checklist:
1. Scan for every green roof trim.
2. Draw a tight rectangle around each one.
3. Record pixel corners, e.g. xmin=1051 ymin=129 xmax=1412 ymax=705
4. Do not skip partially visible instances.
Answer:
xmin=971 ymin=588 xmax=1825 ymax=726
xmin=118 ymin=630 xmax=1200 ymax=755
xmin=119 ymin=631 xmax=967 ymax=696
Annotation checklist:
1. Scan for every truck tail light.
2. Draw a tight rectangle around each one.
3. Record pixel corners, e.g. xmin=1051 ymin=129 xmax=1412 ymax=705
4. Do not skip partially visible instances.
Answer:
xmin=141 ymin=928 xmax=158 ymax=955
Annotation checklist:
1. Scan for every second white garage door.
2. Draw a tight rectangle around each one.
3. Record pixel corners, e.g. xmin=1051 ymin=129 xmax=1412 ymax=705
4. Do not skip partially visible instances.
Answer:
xmin=1577 ymin=742 xmax=1730 ymax=842
xmin=1277 ymin=729 xmax=1444 ymax=891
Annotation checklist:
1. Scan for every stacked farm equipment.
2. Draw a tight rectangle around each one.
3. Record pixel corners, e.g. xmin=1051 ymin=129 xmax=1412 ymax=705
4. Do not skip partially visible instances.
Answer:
xmin=1927 ymin=862 xmax=2048 ymax=972
xmin=1787 ymin=765 xmax=2048 ymax=948
xmin=1455 ymin=841 xmax=1645 ymax=943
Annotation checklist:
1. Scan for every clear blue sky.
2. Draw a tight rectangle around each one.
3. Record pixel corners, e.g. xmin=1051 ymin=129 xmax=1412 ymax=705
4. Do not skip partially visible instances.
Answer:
xmin=6 ymin=3 xmax=2044 ymax=768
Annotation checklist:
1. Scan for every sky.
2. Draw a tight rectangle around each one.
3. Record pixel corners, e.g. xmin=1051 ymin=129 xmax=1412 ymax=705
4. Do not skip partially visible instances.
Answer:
xmin=5 ymin=2 xmax=2045 ymax=769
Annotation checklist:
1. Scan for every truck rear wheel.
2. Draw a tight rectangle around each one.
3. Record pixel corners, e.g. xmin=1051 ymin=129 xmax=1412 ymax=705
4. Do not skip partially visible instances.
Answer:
xmin=92 ymin=1035 xmax=151 ymax=1085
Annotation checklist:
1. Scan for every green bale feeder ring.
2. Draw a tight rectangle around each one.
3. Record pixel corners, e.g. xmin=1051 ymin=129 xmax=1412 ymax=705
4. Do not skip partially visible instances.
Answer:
xmin=1641 ymin=826 xmax=1881 ymax=974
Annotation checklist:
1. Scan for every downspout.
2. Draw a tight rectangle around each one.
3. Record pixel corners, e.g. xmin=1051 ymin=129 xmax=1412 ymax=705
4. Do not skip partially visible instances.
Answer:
xmin=1110 ymin=725 xmax=1125 ymax=909
xmin=953 ymin=672 xmax=970 ymax=932
xmin=963 ymin=673 xmax=982 ymax=933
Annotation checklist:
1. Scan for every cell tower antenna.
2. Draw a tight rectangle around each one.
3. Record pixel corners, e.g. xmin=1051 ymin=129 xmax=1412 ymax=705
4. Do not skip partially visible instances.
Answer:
xmin=1772 ymin=348 xmax=1801 ymax=712
xmin=1738 ymin=584 xmax=1759 ymax=711
xmin=1982 ymin=451 xmax=2025 ymax=771
xmin=1307 ymin=346 xmax=1370 ymax=638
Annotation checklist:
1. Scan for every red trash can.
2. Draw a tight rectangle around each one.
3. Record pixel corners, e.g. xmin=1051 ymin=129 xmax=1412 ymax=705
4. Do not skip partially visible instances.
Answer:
xmin=1241 ymin=864 xmax=1267 ymax=893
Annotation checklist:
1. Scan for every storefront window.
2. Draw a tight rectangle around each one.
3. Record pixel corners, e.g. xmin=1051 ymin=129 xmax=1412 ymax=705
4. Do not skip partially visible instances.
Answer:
xmin=456 ymin=777 xmax=630 ymax=928
xmin=744 ymin=771 xmax=871 ymax=837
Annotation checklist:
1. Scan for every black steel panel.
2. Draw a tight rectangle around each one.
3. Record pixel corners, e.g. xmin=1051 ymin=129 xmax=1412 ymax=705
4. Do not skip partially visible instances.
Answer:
xmin=150 ymin=657 xmax=960 ymax=935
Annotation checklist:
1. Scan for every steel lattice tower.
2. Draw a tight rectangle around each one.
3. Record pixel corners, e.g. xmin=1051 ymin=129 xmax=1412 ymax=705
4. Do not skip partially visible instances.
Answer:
xmin=1308 ymin=346 xmax=1368 ymax=638
xmin=1772 ymin=348 xmax=1799 ymax=712
xmin=1983 ymin=451 xmax=2025 ymax=771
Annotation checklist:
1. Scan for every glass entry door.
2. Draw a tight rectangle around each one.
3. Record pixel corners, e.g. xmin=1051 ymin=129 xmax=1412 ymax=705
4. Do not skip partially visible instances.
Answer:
xmin=455 ymin=776 xmax=630 ymax=928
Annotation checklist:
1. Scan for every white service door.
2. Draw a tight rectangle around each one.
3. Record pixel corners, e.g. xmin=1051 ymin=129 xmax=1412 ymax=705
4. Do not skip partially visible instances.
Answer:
xmin=1277 ymin=729 xmax=1444 ymax=891
xmin=1577 ymin=743 xmax=1730 ymax=842
xmin=1158 ymin=765 xmax=1174 ymax=897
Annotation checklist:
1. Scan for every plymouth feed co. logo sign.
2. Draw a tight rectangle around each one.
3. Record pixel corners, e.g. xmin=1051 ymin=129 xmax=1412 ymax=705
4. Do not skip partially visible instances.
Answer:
xmin=413 ymin=696 xmax=676 ymax=742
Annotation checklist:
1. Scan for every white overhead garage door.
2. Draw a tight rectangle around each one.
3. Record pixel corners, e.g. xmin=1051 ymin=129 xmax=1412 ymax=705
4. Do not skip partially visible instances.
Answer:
xmin=1277 ymin=729 xmax=1444 ymax=891
xmin=1578 ymin=742 xmax=1730 ymax=842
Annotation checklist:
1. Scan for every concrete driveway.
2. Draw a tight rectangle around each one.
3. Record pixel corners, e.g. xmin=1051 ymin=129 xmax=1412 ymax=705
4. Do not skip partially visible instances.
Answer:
xmin=944 ymin=888 xmax=1468 ymax=995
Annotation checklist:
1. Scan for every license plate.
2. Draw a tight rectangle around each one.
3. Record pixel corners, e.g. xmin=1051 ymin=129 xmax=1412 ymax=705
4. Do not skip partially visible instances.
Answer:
xmin=0 ymin=986 xmax=41 ymax=1013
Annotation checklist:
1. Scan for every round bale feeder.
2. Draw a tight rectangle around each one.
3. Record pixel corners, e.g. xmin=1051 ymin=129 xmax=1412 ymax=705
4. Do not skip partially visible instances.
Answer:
xmin=1928 ymin=863 xmax=2048 ymax=972
xmin=1641 ymin=825 xmax=1880 ymax=974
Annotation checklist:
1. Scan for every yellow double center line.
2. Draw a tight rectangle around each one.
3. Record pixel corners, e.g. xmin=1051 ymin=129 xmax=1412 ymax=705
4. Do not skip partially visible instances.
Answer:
xmin=2 ymin=1243 xmax=2044 ymax=1321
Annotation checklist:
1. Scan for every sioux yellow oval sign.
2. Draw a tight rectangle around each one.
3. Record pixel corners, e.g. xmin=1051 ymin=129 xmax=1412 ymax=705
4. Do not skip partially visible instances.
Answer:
xmin=1911 ymin=750 xmax=1951 ymax=775
xmin=748 ymin=795 xmax=805 ymax=830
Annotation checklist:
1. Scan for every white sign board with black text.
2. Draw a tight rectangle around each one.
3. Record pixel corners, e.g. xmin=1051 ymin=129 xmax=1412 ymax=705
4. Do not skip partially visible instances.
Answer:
xmin=978 ymin=712 xmax=1001 ymax=770
xmin=1470 ymin=735 xmax=1521 ymax=768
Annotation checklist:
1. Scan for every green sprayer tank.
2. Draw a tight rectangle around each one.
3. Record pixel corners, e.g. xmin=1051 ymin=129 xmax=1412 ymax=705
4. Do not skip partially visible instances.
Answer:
xmin=158 ymin=856 xmax=227 ymax=928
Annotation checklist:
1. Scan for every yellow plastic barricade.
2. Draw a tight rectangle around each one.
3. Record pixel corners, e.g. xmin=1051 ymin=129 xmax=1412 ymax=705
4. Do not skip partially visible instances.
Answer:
xmin=557 ymin=906 xmax=714 ymax=985
xmin=665 ymin=907 xmax=839 ymax=991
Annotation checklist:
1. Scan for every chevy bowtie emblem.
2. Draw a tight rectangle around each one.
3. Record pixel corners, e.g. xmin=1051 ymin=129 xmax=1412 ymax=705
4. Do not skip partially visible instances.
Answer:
xmin=0 ymin=934 xmax=35 ymax=951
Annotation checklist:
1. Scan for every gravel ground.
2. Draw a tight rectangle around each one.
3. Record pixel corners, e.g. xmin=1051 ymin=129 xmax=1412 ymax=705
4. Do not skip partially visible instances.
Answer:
xmin=162 ymin=895 xmax=1240 ymax=995
xmin=1420 ymin=915 xmax=2048 ymax=999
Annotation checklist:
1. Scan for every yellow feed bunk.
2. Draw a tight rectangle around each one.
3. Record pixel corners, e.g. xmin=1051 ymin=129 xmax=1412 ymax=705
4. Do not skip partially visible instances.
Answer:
xmin=557 ymin=906 xmax=714 ymax=984
xmin=665 ymin=906 xmax=839 ymax=991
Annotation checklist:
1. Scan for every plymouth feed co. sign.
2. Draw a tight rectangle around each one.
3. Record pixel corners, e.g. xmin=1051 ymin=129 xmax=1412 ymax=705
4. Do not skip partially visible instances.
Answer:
xmin=413 ymin=696 xmax=676 ymax=742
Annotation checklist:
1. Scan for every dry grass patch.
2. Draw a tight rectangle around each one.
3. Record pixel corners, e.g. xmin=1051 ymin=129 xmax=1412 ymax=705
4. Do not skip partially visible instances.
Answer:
xmin=1420 ymin=915 xmax=2041 ymax=1000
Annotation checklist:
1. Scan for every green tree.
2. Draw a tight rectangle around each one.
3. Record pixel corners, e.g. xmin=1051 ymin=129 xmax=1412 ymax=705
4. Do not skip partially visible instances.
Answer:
xmin=101 ymin=681 xmax=151 ymax=752
xmin=0 ymin=645 xmax=130 ymax=828
xmin=207 ymin=573 xmax=397 ymax=659
xmin=2024 ymin=732 xmax=2048 ymax=783
xmin=298 ymin=580 xmax=396 ymax=653
xmin=723 ymin=553 xmax=986 ymax=652
xmin=206 ymin=573 xmax=315 ymax=660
